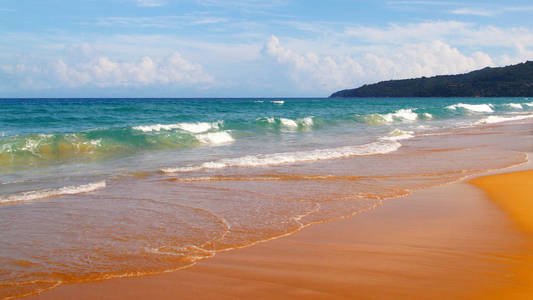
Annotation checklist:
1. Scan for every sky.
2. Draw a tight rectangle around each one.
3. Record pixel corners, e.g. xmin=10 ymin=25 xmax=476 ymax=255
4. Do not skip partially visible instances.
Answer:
xmin=1 ymin=0 xmax=533 ymax=97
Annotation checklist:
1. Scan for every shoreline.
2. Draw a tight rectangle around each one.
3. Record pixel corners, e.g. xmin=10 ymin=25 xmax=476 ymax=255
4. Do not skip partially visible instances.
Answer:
xmin=27 ymin=153 xmax=533 ymax=299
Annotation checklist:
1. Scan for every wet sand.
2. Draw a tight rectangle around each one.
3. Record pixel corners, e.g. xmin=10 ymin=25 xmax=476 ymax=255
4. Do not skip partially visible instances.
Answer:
xmin=28 ymin=165 xmax=533 ymax=299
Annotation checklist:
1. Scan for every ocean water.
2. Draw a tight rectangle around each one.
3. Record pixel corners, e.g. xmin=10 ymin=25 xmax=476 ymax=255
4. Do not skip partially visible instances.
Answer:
xmin=1 ymin=97 xmax=532 ymax=298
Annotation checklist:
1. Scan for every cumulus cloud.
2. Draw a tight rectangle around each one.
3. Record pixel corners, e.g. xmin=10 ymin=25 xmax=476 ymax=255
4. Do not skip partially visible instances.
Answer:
xmin=2 ymin=19 xmax=533 ymax=96
xmin=2 ymin=52 xmax=213 ymax=90
xmin=264 ymin=35 xmax=495 ymax=92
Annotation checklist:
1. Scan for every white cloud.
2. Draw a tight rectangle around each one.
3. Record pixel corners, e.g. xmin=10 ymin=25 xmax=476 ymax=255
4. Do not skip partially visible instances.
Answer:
xmin=2 ymin=52 xmax=213 ymax=89
xmin=2 ymin=19 xmax=533 ymax=96
xmin=264 ymin=35 xmax=495 ymax=93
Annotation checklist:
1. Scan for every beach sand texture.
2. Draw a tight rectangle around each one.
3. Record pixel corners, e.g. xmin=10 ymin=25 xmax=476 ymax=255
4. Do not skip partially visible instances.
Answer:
xmin=471 ymin=170 xmax=533 ymax=234
xmin=28 ymin=168 xmax=533 ymax=299
xmin=2 ymin=101 xmax=530 ymax=300
xmin=470 ymin=170 xmax=533 ymax=299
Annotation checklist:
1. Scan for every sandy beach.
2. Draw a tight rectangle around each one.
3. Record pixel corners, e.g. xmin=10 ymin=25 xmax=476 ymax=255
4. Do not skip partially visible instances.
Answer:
xmin=5 ymin=1 xmax=533 ymax=298
xmin=26 ymin=159 xmax=533 ymax=299
xmin=4 ymin=104 xmax=531 ymax=300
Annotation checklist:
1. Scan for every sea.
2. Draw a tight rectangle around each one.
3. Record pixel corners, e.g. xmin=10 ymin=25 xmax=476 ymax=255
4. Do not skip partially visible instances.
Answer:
xmin=1 ymin=97 xmax=532 ymax=298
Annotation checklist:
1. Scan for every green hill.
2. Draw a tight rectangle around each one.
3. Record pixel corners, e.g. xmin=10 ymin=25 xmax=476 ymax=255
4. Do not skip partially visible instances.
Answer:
xmin=330 ymin=61 xmax=533 ymax=98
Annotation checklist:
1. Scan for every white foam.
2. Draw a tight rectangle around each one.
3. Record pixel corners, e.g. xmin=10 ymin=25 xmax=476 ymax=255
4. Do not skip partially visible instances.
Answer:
xmin=380 ymin=129 xmax=415 ymax=141
xmin=259 ymin=117 xmax=313 ymax=129
xmin=505 ymin=103 xmax=523 ymax=109
xmin=422 ymin=113 xmax=433 ymax=120
xmin=279 ymin=118 xmax=298 ymax=129
xmin=177 ymin=122 xmax=220 ymax=133
xmin=133 ymin=122 xmax=220 ymax=133
xmin=477 ymin=114 xmax=533 ymax=124
xmin=194 ymin=131 xmax=234 ymax=145
xmin=381 ymin=109 xmax=418 ymax=123
xmin=89 ymin=139 xmax=102 ymax=147
xmin=394 ymin=109 xmax=418 ymax=121
xmin=162 ymin=141 xmax=401 ymax=173
xmin=254 ymin=100 xmax=264 ymax=103
xmin=271 ymin=100 xmax=284 ymax=104
xmin=299 ymin=116 xmax=314 ymax=127
xmin=446 ymin=103 xmax=494 ymax=113
xmin=262 ymin=117 xmax=275 ymax=123
xmin=0 ymin=143 xmax=13 ymax=154
xmin=524 ymin=102 xmax=533 ymax=107
xmin=133 ymin=124 xmax=180 ymax=132
xmin=21 ymin=138 xmax=41 ymax=154
xmin=0 ymin=181 xmax=106 ymax=204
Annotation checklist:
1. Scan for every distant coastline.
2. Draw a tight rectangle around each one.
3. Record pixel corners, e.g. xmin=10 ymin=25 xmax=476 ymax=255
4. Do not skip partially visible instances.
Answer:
xmin=330 ymin=61 xmax=533 ymax=98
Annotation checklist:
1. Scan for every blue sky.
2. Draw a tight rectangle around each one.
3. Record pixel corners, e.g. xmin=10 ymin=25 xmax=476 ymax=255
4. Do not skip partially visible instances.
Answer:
xmin=1 ymin=0 xmax=533 ymax=97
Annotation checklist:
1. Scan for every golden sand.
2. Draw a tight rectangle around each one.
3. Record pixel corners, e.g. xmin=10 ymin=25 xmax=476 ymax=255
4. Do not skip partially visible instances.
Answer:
xmin=470 ymin=170 xmax=533 ymax=233
xmin=470 ymin=170 xmax=533 ymax=299
xmin=27 ymin=176 xmax=533 ymax=299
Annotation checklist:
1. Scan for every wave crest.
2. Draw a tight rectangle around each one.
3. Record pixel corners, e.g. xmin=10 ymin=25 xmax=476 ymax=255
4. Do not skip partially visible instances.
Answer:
xmin=354 ymin=109 xmax=419 ymax=125
xmin=257 ymin=116 xmax=314 ymax=130
xmin=162 ymin=141 xmax=401 ymax=173
xmin=477 ymin=114 xmax=533 ymax=124
xmin=133 ymin=122 xmax=221 ymax=133
xmin=0 ymin=181 xmax=106 ymax=204
xmin=446 ymin=103 xmax=494 ymax=113
xmin=194 ymin=131 xmax=234 ymax=145
xmin=380 ymin=129 xmax=415 ymax=141
xmin=504 ymin=103 xmax=523 ymax=109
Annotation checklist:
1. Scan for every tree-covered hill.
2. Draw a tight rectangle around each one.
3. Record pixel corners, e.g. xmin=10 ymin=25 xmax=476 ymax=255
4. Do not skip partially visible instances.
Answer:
xmin=330 ymin=61 xmax=533 ymax=98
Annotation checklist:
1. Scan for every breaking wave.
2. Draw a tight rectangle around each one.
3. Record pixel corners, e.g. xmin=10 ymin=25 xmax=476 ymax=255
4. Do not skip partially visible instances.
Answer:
xmin=0 ymin=124 xmax=232 ymax=169
xmin=3 ymin=99 xmax=532 ymax=170
xmin=380 ymin=129 xmax=415 ymax=141
xmin=133 ymin=122 xmax=221 ymax=133
xmin=161 ymin=141 xmax=401 ymax=173
xmin=256 ymin=116 xmax=315 ymax=130
xmin=504 ymin=103 xmax=523 ymax=109
xmin=194 ymin=131 xmax=235 ymax=145
xmin=446 ymin=103 xmax=494 ymax=113
xmin=477 ymin=114 xmax=533 ymax=124
xmin=0 ymin=181 xmax=106 ymax=204
xmin=354 ymin=109 xmax=420 ymax=125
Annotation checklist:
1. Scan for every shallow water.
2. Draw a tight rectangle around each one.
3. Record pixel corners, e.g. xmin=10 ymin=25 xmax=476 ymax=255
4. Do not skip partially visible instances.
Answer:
xmin=1 ymin=98 xmax=532 ymax=298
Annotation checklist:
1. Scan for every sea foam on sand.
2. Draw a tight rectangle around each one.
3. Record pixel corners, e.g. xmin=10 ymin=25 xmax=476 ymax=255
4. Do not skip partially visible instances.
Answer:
xmin=0 ymin=181 xmax=106 ymax=204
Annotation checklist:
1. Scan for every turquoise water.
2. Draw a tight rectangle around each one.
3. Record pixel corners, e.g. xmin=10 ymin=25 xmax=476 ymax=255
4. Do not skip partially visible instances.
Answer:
xmin=0 ymin=97 xmax=532 ymax=298
xmin=1 ymin=97 xmax=532 ymax=194
xmin=1 ymin=98 xmax=532 ymax=171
